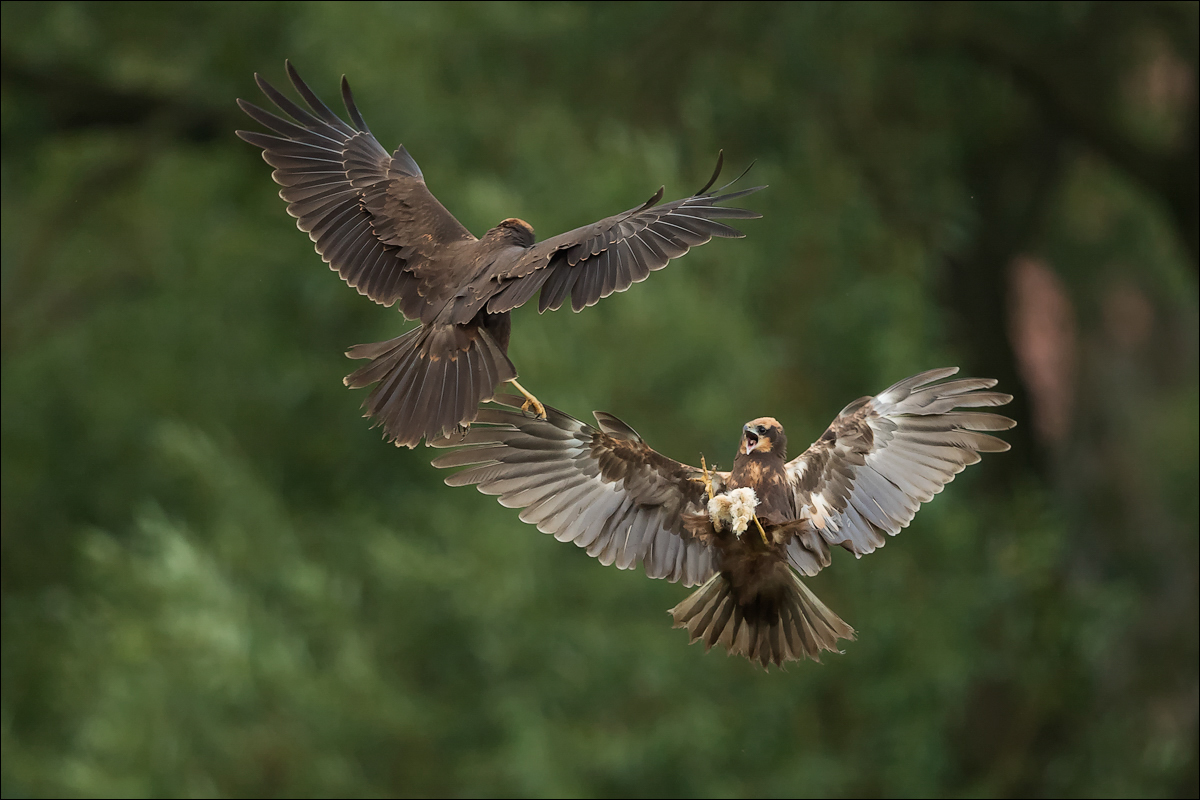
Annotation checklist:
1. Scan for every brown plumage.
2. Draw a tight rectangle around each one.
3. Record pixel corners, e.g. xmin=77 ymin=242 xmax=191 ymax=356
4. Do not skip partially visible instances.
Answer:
xmin=430 ymin=368 xmax=1015 ymax=669
xmin=236 ymin=61 xmax=763 ymax=446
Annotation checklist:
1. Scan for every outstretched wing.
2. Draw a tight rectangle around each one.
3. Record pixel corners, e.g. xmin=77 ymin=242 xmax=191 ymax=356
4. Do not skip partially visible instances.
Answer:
xmin=429 ymin=397 xmax=718 ymax=587
xmin=236 ymin=61 xmax=473 ymax=320
xmin=484 ymin=153 xmax=764 ymax=315
xmin=783 ymin=368 xmax=1014 ymax=574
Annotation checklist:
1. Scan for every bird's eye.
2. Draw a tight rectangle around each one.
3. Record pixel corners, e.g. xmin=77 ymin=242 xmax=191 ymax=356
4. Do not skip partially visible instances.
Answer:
xmin=756 ymin=425 xmax=767 ymax=435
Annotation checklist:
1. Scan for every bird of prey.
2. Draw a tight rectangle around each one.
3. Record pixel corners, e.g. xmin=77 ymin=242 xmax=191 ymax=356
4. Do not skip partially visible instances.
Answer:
xmin=236 ymin=62 xmax=763 ymax=447
xmin=430 ymin=368 xmax=1014 ymax=669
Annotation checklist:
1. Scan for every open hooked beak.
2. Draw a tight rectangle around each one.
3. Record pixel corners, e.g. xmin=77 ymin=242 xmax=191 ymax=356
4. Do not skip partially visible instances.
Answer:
xmin=742 ymin=427 xmax=760 ymax=455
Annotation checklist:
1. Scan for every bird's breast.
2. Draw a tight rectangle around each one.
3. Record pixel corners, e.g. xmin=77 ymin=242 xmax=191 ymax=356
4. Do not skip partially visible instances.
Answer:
xmin=729 ymin=456 xmax=794 ymax=522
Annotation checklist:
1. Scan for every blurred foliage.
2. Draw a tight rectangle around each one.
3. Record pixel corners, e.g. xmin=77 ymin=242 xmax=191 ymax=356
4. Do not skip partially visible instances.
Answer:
xmin=2 ymin=2 xmax=1197 ymax=797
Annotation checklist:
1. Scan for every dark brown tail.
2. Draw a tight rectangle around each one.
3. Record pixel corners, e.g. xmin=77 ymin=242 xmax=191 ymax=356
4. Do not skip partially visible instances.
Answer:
xmin=669 ymin=569 xmax=855 ymax=669
xmin=344 ymin=323 xmax=517 ymax=447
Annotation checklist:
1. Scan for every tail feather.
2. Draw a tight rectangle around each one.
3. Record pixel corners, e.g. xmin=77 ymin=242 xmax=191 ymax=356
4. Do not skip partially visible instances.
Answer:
xmin=344 ymin=323 xmax=517 ymax=447
xmin=670 ymin=569 xmax=855 ymax=669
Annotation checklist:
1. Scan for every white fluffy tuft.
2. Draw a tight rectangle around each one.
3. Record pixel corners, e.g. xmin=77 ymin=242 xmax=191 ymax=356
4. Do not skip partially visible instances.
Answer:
xmin=708 ymin=487 xmax=759 ymax=536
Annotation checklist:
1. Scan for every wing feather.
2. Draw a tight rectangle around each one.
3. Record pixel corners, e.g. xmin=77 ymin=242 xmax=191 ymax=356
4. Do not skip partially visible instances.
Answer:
xmin=477 ymin=155 xmax=764 ymax=316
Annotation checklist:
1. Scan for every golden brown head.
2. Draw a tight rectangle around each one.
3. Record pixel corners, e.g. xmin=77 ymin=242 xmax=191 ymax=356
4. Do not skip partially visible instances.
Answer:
xmin=740 ymin=417 xmax=786 ymax=458
xmin=493 ymin=217 xmax=536 ymax=247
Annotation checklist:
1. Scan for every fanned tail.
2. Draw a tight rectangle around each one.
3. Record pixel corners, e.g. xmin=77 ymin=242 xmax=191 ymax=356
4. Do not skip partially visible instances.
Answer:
xmin=669 ymin=569 xmax=855 ymax=670
xmin=344 ymin=323 xmax=516 ymax=447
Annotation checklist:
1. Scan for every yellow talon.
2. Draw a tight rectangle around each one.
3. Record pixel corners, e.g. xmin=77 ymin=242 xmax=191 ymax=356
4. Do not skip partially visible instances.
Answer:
xmin=752 ymin=514 xmax=770 ymax=547
xmin=508 ymin=378 xmax=546 ymax=419
xmin=700 ymin=455 xmax=714 ymax=500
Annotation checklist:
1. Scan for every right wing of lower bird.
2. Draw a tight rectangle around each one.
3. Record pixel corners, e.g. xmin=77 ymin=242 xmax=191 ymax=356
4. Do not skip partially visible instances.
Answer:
xmin=784 ymin=368 xmax=1015 ymax=572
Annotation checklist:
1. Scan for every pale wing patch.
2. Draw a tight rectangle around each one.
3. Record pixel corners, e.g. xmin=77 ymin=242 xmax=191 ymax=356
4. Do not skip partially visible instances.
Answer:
xmin=787 ymin=368 xmax=1014 ymax=562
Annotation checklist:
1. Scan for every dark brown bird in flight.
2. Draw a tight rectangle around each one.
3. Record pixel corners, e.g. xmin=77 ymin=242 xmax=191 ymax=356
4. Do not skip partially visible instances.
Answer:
xmin=237 ymin=62 xmax=762 ymax=447
xmin=430 ymin=368 xmax=1014 ymax=669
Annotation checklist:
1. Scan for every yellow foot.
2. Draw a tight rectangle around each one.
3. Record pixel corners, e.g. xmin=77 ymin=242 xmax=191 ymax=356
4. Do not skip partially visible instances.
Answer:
xmin=508 ymin=378 xmax=546 ymax=419
xmin=752 ymin=514 xmax=770 ymax=547
xmin=700 ymin=455 xmax=714 ymax=500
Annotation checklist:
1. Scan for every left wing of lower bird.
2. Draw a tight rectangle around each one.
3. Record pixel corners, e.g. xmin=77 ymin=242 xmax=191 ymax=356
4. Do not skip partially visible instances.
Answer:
xmin=429 ymin=397 xmax=717 ymax=587
xmin=784 ymin=368 xmax=1015 ymax=571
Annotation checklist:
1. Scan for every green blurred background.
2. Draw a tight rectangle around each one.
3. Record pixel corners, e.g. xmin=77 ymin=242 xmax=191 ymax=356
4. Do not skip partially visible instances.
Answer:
xmin=2 ymin=2 xmax=1197 ymax=796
